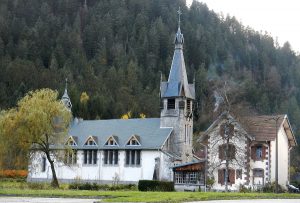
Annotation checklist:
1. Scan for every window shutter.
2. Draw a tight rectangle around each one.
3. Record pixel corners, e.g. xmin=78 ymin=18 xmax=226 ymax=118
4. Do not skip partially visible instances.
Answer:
xmin=262 ymin=146 xmax=267 ymax=159
xmin=251 ymin=146 xmax=256 ymax=161
xmin=218 ymin=169 xmax=224 ymax=185
xmin=219 ymin=145 xmax=224 ymax=160
xmin=228 ymin=124 xmax=234 ymax=138
xmin=229 ymin=169 xmax=235 ymax=184
xmin=220 ymin=124 xmax=225 ymax=138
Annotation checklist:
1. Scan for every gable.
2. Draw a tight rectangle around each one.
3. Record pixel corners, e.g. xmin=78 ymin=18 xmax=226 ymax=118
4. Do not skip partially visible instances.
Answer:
xmin=84 ymin=136 xmax=97 ymax=146
xmin=65 ymin=136 xmax=78 ymax=146
xmin=104 ymin=135 xmax=119 ymax=146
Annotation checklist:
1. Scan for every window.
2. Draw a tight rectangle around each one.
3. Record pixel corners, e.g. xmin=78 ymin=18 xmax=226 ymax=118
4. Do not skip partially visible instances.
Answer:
xmin=84 ymin=136 xmax=97 ymax=146
xmin=42 ymin=157 xmax=46 ymax=172
xmin=251 ymin=145 xmax=266 ymax=160
xmin=83 ymin=150 xmax=97 ymax=164
xmin=105 ymin=136 xmax=118 ymax=146
xmin=65 ymin=150 xmax=77 ymax=165
xmin=104 ymin=150 xmax=118 ymax=165
xmin=167 ymin=99 xmax=175 ymax=109
xmin=236 ymin=169 xmax=242 ymax=179
xmin=65 ymin=136 xmax=77 ymax=146
xmin=125 ymin=150 xmax=141 ymax=166
xmin=174 ymin=171 xmax=204 ymax=185
xmin=219 ymin=144 xmax=236 ymax=160
xmin=220 ymin=123 xmax=234 ymax=139
xmin=256 ymin=146 xmax=262 ymax=158
xmin=218 ymin=169 xmax=235 ymax=185
xmin=186 ymin=99 xmax=191 ymax=113
xmin=253 ymin=169 xmax=264 ymax=177
xmin=126 ymin=136 xmax=141 ymax=146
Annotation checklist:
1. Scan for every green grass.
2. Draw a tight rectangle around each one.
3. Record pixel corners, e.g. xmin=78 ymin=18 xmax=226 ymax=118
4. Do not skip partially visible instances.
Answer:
xmin=1 ymin=180 xmax=300 ymax=202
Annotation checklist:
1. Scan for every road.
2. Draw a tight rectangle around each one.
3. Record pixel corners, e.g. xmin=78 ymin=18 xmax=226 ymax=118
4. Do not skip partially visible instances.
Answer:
xmin=188 ymin=199 xmax=300 ymax=203
xmin=0 ymin=197 xmax=100 ymax=203
xmin=0 ymin=197 xmax=299 ymax=203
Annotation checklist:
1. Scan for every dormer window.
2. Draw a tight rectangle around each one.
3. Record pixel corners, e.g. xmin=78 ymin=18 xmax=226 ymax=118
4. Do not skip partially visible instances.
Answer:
xmin=105 ymin=136 xmax=118 ymax=146
xmin=126 ymin=135 xmax=141 ymax=146
xmin=65 ymin=136 xmax=77 ymax=146
xmin=84 ymin=136 xmax=97 ymax=146
xmin=167 ymin=99 xmax=175 ymax=109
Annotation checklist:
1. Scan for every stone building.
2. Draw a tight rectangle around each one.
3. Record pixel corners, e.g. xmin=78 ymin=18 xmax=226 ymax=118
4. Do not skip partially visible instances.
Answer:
xmin=198 ymin=112 xmax=297 ymax=191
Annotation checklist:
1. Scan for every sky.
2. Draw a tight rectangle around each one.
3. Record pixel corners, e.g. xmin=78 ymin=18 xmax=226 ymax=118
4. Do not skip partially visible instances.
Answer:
xmin=186 ymin=0 xmax=300 ymax=53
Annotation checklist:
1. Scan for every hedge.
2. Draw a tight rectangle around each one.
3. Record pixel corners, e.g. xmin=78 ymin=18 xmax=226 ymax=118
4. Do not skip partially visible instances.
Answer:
xmin=0 ymin=170 xmax=28 ymax=179
xmin=69 ymin=182 xmax=136 ymax=191
xmin=138 ymin=180 xmax=174 ymax=191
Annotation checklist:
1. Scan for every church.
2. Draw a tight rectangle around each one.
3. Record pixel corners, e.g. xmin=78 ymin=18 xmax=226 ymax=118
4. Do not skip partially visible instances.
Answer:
xmin=27 ymin=15 xmax=198 ymax=184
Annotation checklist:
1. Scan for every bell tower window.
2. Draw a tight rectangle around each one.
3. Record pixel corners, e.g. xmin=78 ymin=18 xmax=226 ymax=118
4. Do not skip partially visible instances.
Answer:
xmin=187 ymin=99 xmax=191 ymax=113
xmin=167 ymin=99 xmax=175 ymax=109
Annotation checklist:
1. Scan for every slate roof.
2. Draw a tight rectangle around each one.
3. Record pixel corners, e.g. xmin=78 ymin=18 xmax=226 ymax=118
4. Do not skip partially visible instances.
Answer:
xmin=65 ymin=118 xmax=173 ymax=150
xmin=160 ymin=27 xmax=195 ymax=99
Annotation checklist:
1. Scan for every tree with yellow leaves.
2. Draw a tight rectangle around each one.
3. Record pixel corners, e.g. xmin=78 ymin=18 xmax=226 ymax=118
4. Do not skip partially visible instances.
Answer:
xmin=0 ymin=89 xmax=71 ymax=188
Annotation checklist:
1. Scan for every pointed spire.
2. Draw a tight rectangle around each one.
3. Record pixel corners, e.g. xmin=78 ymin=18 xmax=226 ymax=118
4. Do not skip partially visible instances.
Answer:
xmin=160 ymin=8 xmax=195 ymax=100
xmin=174 ymin=7 xmax=184 ymax=48
xmin=61 ymin=78 xmax=72 ymax=110
xmin=177 ymin=7 xmax=182 ymax=29
xmin=84 ymin=0 xmax=87 ymax=9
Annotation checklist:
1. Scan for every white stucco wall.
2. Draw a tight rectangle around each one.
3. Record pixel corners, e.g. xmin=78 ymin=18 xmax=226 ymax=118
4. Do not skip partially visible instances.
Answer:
xmin=270 ymin=125 xmax=289 ymax=188
xmin=28 ymin=149 xmax=173 ymax=183
xmin=249 ymin=143 xmax=269 ymax=188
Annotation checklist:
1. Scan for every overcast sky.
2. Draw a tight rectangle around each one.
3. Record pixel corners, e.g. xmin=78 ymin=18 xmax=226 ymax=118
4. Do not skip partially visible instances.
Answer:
xmin=187 ymin=0 xmax=300 ymax=53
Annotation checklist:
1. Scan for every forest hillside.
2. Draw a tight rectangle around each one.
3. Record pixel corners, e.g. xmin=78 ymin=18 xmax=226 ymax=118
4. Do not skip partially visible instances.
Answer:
xmin=1 ymin=0 xmax=300 ymax=169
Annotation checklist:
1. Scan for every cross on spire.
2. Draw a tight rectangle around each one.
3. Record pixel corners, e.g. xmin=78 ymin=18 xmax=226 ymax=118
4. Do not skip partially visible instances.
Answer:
xmin=177 ymin=7 xmax=182 ymax=28
xmin=65 ymin=78 xmax=68 ymax=90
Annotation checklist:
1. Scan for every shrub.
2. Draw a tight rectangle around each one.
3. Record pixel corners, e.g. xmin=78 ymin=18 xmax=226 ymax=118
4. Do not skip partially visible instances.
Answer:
xmin=0 ymin=170 xmax=28 ymax=179
xmin=68 ymin=182 xmax=137 ymax=191
xmin=27 ymin=182 xmax=50 ymax=190
xmin=262 ymin=182 xmax=286 ymax=193
xmin=138 ymin=180 xmax=174 ymax=191
xmin=239 ymin=184 xmax=252 ymax=193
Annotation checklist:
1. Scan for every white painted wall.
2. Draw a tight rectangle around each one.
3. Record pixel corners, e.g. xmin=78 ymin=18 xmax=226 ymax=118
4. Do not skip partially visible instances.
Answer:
xmin=28 ymin=149 xmax=173 ymax=183
xmin=270 ymin=124 xmax=289 ymax=188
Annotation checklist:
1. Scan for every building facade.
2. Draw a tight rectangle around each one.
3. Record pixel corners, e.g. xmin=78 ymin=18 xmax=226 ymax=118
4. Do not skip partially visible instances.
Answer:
xmin=28 ymin=17 xmax=197 ymax=184
xmin=198 ymin=112 xmax=297 ymax=191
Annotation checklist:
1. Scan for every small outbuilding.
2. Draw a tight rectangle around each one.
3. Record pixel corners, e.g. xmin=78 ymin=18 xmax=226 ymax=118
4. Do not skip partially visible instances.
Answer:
xmin=172 ymin=161 xmax=206 ymax=191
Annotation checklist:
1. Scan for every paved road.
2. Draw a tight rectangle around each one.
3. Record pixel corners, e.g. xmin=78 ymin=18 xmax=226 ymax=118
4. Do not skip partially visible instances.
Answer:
xmin=0 ymin=197 xmax=299 ymax=203
xmin=0 ymin=197 xmax=100 ymax=203
xmin=188 ymin=200 xmax=300 ymax=203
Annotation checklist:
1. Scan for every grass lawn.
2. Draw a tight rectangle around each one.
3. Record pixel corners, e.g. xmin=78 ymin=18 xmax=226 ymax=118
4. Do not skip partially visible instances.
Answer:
xmin=1 ymin=181 xmax=300 ymax=202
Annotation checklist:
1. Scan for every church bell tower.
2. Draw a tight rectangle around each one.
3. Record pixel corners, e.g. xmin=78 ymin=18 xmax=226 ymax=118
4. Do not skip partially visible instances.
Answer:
xmin=160 ymin=8 xmax=195 ymax=162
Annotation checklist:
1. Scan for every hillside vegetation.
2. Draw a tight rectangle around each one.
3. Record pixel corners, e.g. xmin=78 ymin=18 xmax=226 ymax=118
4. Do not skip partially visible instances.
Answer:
xmin=0 ymin=0 xmax=300 ymax=169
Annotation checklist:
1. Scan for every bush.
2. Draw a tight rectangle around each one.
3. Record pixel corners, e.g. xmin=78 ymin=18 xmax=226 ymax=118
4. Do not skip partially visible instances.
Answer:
xmin=262 ymin=182 xmax=286 ymax=193
xmin=239 ymin=184 xmax=252 ymax=193
xmin=138 ymin=180 xmax=174 ymax=191
xmin=27 ymin=182 xmax=50 ymax=190
xmin=0 ymin=170 xmax=28 ymax=179
xmin=68 ymin=182 xmax=137 ymax=191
